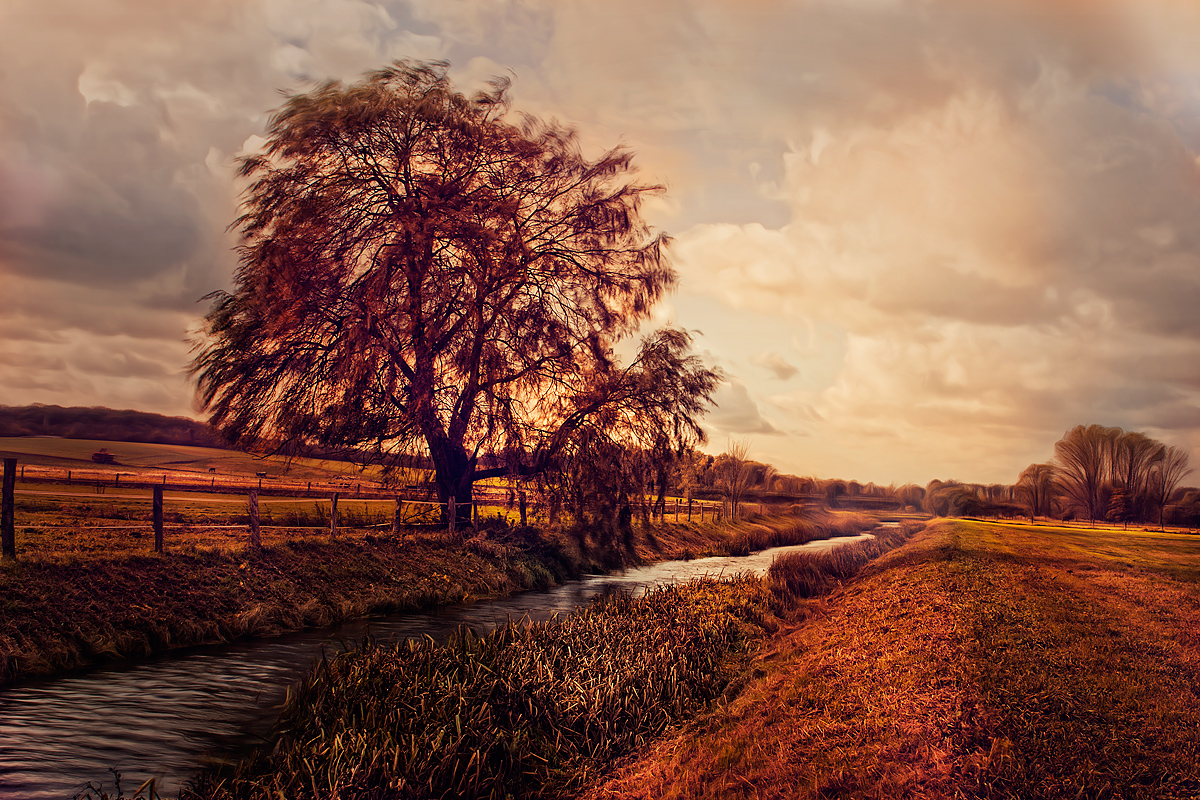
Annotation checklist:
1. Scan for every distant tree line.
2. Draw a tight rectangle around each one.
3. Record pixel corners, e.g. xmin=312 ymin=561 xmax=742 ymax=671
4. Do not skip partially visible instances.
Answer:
xmin=0 ymin=404 xmax=223 ymax=448
xmin=1018 ymin=424 xmax=1193 ymax=529
xmin=886 ymin=424 xmax=1197 ymax=530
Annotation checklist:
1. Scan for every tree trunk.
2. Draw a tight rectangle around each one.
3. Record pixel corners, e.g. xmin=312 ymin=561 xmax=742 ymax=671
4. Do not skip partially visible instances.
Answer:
xmin=428 ymin=437 xmax=475 ymax=527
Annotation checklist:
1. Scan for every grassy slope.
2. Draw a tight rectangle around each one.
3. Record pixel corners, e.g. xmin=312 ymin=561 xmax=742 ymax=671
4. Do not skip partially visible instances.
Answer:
xmin=584 ymin=520 xmax=1200 ymax=800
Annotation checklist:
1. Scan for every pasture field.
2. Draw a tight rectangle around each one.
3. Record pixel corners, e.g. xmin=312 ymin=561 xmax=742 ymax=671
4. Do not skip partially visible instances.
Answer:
xmin=584 ymin=519 xmax=1200 ymax=799
xmin=0 ymin=436 xmax=383 ymax=482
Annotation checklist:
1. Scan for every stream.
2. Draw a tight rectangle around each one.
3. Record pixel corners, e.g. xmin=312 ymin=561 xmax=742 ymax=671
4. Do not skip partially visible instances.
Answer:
xmin=0 ymin=533 xmax=873 ymax=799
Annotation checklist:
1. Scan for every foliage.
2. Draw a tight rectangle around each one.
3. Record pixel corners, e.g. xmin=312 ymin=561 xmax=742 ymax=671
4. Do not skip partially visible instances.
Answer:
xmin=192 ymin=60 xmax=716 ymax=524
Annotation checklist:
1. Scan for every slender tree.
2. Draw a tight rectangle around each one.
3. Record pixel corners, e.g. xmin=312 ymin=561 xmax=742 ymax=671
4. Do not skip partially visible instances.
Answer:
xmin=722 ymin=438 xmax=753 ymax=519
xmin=1149 ymin=445 xmax=1192 ymax=530
xmin=192 ymin=61 xmax=717 ymax=524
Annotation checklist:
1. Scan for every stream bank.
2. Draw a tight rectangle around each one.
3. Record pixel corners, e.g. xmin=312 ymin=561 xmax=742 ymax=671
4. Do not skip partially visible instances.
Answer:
xmin=0 ymin=511 xmax=874 ymax=685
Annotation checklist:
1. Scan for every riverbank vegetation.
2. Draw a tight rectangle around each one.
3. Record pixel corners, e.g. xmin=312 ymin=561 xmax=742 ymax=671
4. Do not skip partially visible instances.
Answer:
xmin=584 ymin=519 xmax=1200 ymax=799
xmin=0 ymin=510 xmax=874 ymax=685
xmin=69 ymin=523 xmax=916 ymax=800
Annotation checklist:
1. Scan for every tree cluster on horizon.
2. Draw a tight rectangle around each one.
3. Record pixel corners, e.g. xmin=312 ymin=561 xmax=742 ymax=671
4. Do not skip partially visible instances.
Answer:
xmin=1017 ymin=424 xmax=1193 ymax=529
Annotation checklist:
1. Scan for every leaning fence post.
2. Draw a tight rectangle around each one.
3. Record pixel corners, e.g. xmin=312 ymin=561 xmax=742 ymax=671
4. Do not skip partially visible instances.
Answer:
xmin=248 ymin=490 xmax=261 ymax=550
xmin=153 ymin=485 xmax=164 ymax=553
xmin=448 ymin=497 xmax=457 ymax=535
xmin=393 ymin=499 xmax=403 ymax=538
xmin=330 ymin=492 xmax=339 ymax=537
xmin=2 ymin=458 xmax=16 ymax=561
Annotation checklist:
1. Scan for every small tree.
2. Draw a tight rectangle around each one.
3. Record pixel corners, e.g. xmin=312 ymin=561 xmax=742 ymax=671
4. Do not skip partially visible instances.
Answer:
xmin=191 ymin=61 xmax=717 ymax=525
xmin=721 ymin=438 xmax=753 ymax=519
xmin=1149 ymin=446 xmax=1192 ymax=531
xmin=1016 ymin=462 xmax=1057 ymax=522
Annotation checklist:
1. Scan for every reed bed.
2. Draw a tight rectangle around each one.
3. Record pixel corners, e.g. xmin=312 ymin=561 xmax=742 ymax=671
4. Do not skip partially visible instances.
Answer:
xmin=766 ymin=521 xmax=923 ymax=603
xmin=182 ymin=576 xmax=776 ymax=800
xmin=722 ymin=510 xmax=876 ymax=557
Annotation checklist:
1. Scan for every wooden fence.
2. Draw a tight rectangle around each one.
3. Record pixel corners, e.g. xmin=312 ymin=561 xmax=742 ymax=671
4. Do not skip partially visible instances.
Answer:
xmin=0 ymin=458 xmax=727 ymax=561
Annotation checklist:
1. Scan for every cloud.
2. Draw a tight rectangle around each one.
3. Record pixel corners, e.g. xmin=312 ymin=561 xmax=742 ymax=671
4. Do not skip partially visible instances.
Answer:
xmin=752 ymin=351 xmax=799 ymax=381
xmin=3 ymin=0 xmax=1200 ymax=486
xmin=706 ymin=378 xmax=779 ymax=436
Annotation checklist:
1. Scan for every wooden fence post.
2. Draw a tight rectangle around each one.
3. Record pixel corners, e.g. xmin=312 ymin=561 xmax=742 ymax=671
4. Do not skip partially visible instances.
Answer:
xmin=330 ymin=493 xmax=339 ymax=537
xmin=67 ymin=469 xmax=71 ymax=485
xmin=519 ymin=492 xmax=527 ymax=526
xmin=153 ymin=485 xmax=164 ymax=553
xmin=393 ymin=499 xmax=403 ymax=539
xmin=248 ymin=490 xmax=261 ymax=550
xmin=674 ymin=498 xmax=679 ymax=522
xmin=448 ymin=497 xmax=456 ymax=535
xmin=2 ymin=458 xmax=16 ymax=561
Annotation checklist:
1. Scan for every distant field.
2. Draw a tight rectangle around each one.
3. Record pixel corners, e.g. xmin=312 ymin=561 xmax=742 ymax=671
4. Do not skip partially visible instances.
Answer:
xmin=0 ymin=437 xmax=381 ymax=482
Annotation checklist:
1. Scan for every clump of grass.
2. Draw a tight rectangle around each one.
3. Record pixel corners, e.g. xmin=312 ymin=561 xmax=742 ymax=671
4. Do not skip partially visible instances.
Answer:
xmin=183 ymin=576 xmax=777 ymax=800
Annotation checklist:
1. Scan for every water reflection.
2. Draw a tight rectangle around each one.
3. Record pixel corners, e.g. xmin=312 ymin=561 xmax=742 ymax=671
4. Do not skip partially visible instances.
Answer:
xmin=0 ymin=533 xmax=871 ymax=799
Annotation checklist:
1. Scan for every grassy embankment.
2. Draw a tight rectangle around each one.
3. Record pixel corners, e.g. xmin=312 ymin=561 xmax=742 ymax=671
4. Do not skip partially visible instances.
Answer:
xmin=70 ymin=521 xmax=912 ymax=800
xmin=0 ymin=501 xmax=875 ymax=684
xmin=585 ymin=519 xmax=1200 ymax=799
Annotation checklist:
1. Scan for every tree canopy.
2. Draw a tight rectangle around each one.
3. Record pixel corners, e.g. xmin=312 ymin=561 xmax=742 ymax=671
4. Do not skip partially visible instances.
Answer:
xmin=192 ymin=61 xmax=719 ymax=522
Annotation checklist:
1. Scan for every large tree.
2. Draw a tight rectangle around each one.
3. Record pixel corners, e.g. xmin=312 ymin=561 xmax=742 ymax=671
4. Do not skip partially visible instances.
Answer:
xmin=192 ymin=61 xmax=717 ymax=523
xmin=1053 ymin=424 xmax=1121 ymax=524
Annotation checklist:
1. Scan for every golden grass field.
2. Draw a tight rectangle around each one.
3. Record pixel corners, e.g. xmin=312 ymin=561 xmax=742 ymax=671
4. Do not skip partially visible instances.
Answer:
xmin=582 ymin=519 xmax=1200 ymax=799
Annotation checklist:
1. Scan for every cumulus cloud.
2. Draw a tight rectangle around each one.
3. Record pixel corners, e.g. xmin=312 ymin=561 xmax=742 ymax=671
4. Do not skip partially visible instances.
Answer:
xmin=706 ymin=379 xmax=780 ymax=437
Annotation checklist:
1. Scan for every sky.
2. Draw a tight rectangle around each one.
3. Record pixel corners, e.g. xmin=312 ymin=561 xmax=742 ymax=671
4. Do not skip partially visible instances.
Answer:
xmin=3 ymin=0 xmax=1200 ymax=487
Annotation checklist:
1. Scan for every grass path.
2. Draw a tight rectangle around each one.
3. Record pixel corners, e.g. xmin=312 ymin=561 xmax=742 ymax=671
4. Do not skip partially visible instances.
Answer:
xmin=584 ymin=520 xmax=1200 ymax=799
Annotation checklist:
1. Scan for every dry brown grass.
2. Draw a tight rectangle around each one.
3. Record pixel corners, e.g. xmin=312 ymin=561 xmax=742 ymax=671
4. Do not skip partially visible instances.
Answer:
xmin=583 ymin=520 xmax=1200 ymax=800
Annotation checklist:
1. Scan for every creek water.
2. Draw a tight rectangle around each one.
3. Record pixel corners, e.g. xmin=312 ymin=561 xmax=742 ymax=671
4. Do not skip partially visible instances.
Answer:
xmin=0 ymin=533 xmax=872 ymax=800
